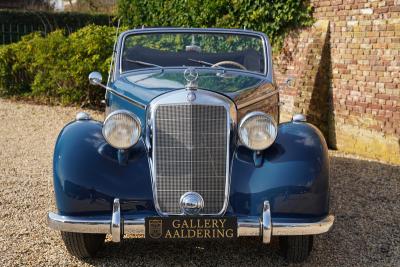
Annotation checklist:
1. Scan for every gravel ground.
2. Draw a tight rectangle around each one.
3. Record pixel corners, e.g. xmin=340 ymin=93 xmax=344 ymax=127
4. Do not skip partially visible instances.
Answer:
xmin=0 ymin=98 xmax=399 ymax=267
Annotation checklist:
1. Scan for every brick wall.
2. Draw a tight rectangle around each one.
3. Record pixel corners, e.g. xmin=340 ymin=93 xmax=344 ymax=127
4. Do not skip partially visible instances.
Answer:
xmin=276 ymin=0 xmax=400 ymax=164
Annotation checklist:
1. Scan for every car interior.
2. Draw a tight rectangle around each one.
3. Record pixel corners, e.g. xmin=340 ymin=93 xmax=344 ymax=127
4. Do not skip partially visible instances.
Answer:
xmin=122 ymin=45 xmax=264 ymax=73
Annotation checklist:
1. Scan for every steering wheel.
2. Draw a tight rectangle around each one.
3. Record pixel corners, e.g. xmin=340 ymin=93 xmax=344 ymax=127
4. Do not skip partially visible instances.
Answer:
xmin=211 ymin=61 xmax=247 ymax=70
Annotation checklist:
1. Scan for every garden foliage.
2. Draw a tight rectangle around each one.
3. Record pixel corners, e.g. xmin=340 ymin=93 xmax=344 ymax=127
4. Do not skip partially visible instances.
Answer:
xmin=118 ymin=0 xmax=314 ymax=49
xmin=0 ymin=1 xmax=313 ymax=106
xmin=0 ymin=25 xmax=120 ymax=106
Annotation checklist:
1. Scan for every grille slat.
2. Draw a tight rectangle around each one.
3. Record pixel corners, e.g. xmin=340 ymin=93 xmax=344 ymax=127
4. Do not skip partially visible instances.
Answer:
xmin=154 ymin=104 xmax=228 ymax=214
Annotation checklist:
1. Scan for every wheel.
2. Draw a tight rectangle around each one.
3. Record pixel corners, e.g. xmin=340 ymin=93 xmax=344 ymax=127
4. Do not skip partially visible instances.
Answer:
xmin=61 ymin=231 xmax=106 ymax=259
xmin=279 ymin=235 xmax=313 ymax=263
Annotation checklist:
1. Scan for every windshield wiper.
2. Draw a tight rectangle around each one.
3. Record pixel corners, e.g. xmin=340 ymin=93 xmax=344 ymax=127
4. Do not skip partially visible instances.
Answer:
xmin=188 ymin=58 xmax=214 ymax=66
xmin=126 ymin=59 xmax=162 ymax=68
xmin=188 ymin=58 xmax=228 ymax=72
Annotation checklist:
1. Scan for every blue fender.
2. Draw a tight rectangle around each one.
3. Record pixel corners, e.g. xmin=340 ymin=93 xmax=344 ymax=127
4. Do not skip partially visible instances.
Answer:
xmin=53 ymin=119 xmax=154 ymax=216
xmin=230 ymin=121 xmax=330 ymax=219
xmin=54 ymin=120 xmax=329 ymax=219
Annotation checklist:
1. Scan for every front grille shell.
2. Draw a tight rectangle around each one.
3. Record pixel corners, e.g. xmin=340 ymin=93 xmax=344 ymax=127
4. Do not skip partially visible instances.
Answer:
xmin=147 ymin=89 xmax=236 ymax=216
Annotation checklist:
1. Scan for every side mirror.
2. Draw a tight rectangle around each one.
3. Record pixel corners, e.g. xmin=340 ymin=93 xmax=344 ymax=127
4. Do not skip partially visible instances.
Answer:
xmin=89 ymin=71 xmax=103 ymax=86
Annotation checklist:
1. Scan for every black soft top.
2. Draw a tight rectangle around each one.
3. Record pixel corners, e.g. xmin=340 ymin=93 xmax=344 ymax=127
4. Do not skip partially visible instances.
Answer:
xmin=122 ymin=45 xmax=263 ymax=72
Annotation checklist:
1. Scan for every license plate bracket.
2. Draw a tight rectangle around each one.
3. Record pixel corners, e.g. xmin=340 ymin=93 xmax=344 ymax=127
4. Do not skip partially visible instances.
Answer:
xmin=145 ymin=216 xmax=237 ymax=240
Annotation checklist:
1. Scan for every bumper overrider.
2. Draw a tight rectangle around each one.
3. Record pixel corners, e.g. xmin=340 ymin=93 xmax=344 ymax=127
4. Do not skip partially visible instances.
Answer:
xmin=47 ymin=199 xmax=334 ymax=243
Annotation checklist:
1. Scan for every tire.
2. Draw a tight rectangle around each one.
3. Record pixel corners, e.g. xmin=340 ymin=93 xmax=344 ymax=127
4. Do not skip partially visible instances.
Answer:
xmin=61 ymin=231 xmax=106 ymax=259
xmin=279 ymin=235 xmax=313 ymax=263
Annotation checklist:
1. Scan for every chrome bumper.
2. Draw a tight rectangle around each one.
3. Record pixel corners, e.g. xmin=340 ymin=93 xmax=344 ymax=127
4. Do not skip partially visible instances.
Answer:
xmin=47 ymin=199 xmax=334 ymax=243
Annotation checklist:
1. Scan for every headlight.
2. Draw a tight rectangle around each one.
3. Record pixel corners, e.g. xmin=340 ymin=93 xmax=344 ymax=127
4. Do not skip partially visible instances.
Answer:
xmin=238 ymin=111 xmax=277 ymax=151
xmin=102 ymin=110 xmax=141 ymax=149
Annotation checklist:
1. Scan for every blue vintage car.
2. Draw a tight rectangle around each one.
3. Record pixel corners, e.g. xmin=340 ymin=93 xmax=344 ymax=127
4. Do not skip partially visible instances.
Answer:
xmin=47 ymin=28 xmax=334 ymax=262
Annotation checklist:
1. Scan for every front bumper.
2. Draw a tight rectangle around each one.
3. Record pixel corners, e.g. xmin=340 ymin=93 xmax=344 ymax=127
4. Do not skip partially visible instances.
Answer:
xmin=47 ymin=199 xmax=334 ymax=243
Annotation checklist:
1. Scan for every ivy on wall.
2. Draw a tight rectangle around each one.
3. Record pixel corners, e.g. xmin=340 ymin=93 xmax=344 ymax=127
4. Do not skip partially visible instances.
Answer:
xmin=117 ymin=0 xmax=314 ymax=49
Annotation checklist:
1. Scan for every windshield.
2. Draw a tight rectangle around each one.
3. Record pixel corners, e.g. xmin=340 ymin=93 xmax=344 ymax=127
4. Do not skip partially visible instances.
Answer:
xmin=121 ymin=32 xmax=266 ymax=74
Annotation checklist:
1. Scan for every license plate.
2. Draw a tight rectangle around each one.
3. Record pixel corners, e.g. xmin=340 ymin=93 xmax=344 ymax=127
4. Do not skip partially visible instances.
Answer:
xmin=145 ymin=216 xmax=237 ymax=240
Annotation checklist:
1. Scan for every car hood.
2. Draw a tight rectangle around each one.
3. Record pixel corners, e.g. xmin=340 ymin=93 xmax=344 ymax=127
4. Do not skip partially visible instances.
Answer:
xmin=110 ymin=68 xmax=270 ymax=107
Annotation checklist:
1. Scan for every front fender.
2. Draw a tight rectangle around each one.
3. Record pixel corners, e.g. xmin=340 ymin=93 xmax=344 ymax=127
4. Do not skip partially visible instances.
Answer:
xmin=53 ymin=119 xmax=154 ymax=216
xmin=230 ymin=122 xmax=330 ymax=219
xmin=54 ymin=119 xmax=329 ymax=219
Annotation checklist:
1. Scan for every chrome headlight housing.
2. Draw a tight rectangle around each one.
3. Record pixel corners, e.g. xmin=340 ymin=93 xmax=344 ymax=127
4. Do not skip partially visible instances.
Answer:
xmin=238 ymin=111 xmax=277 ymax=151
xmin=102 ymin=110 xmax=141 ymax=149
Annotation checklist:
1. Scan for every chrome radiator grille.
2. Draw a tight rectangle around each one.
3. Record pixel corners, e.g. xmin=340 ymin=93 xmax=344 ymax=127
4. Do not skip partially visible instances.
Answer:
xmin=153 ymin=104 xmax=228 ymax=214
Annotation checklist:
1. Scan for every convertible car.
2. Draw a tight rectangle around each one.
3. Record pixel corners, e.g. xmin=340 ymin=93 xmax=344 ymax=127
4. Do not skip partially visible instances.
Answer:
xmin=47 ymin=28 xmax=334 ymax=263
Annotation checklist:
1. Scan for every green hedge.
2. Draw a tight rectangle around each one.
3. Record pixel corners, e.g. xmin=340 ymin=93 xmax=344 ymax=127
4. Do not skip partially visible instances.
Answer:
xmin=117 ymin=0 xmax=314 ymax=49
xmin=0 ymin=1 xmax=314 ymax=106
xmin=0 ymin=25 xmax=121 ymax=106
xmin=0 ymin=9 xmax=114 ymax=44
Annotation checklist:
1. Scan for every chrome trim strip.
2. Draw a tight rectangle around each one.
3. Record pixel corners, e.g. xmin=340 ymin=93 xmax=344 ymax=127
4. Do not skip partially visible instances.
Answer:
xmin=148 ymin=89 xmax=237 ymax=216
xmin=107 ymin=88 xmax=146 ymax=109
xmin=47 ymin=213 xmax=110 ymax=234
xmin=47 ymin=212 xmax=334 ymax=242
xmin=236 ymin=89 xmax=279 ymax=109
xmin=107 ymin=19 xmax=121 ymax=84
xmin=262 ymin=201 xmax=272 ymax=243
xmin=111 ymin=199 xmax=121 ymax=242
xmin=272 ymin=215 xmax=335 ymax=236
xmin=237 ymin=217 xmax=260 ymax=236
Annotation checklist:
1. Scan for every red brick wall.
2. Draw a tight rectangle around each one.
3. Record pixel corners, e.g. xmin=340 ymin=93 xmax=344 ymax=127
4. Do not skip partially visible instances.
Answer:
xmin=275 ymin=0 xmax=400 ymax=164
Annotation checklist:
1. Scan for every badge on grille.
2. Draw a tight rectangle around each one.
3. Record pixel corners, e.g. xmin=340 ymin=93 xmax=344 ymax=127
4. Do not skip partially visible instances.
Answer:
xmin=148 ymin=219 xmax=163 ymax=238
xmin=180 ymin=192 xmax=204 ymax=215
xmin=187 ymin=92 xmax=196 ymax=102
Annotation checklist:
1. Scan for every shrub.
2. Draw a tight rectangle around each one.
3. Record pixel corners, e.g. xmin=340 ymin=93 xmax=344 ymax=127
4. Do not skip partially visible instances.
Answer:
xmin=29 ymin=25 xmax=117 ymax=105
xmin=117 ymin=0 xmax=314 ymax=49
xmin=0 ymin=25 xmax=120 ymax=106
xmin=0 ymin=33 xmax=40 ymax=96
xmin=0 ymin=1 xmax=314 ymax=106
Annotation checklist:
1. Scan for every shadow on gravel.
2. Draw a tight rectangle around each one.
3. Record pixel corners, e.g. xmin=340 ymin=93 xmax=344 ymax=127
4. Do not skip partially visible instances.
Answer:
xmin=77 ymin=156 xmax=400 ymax=266
xmin=89 ymin=238 xmax=284 ymax=267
